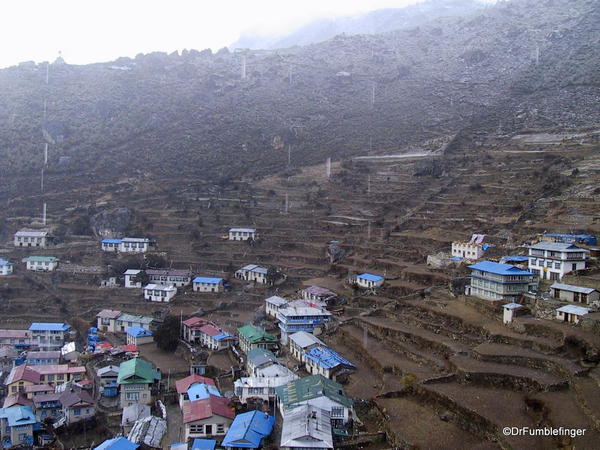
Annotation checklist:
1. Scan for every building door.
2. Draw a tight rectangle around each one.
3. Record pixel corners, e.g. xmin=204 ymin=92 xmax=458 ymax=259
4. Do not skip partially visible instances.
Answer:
xmin=572 ymin=263 xmax=577 ymax=271
xmin=205 ymin=424 xmax=213 ymax=435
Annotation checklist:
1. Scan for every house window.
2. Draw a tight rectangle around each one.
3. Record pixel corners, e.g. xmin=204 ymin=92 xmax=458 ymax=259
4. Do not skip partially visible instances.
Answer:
xmin=190 ymin=424 xmax=204 ymax=433
xmin=217 ymin=424 xmax=225 ymax=434
xmin=74 ymin=408 xmax=81 ymax=416
xmin=331 ymin=407 xmax=344 ymax=418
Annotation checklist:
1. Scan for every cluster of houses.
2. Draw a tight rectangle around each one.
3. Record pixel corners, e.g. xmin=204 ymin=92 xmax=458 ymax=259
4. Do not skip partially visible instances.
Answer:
xmin=459 ymin=232 xmax=600 ymax=328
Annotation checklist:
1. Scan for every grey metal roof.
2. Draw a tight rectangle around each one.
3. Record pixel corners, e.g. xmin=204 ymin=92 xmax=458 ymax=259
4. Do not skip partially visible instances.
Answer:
xmin=128 ymin=416 xmax=167 ymax=448
xmin=556 ymin=305 xmax=590 ymax=315
xmin=528 ymin=242 xmax=587 ymax=252
xmin=289 ymin=331 xmax=325 ymax=349
xmin=280 ymin=405 xmax=333 ymax=449
xmin=550 ymin=283 xmax=597 ymax=295
xmin=265 ymin=295 xmax=288 ymax=306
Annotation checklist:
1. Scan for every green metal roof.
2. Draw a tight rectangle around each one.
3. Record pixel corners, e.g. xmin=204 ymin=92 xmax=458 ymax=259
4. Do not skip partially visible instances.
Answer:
xmin=22 ymin=256 xmax=59 ymax=262
xmin=275 ymin=375 xmax=353 ymax=409
xmin=117 ymin=357 xmax=160 ymax=384
xmin=237 ymin=324 xmax=277 ymax=344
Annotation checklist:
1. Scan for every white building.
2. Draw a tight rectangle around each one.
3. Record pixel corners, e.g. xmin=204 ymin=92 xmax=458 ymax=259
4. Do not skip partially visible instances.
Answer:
xmin=265 ymin=296 xmax=288 ymax=318
xmin=355 ymin=273 xmax=384 ymax=289
xmin=468 ymin=261 xmax=537 ymax=302
xmin=193 ymin=277 xmax=224 ymax=293
xmin=550 ymin=283 xmax=599 ymax=306
xmin=234 ymin=371 xmax=299 ymax=404
xmin=451 ymin=242 xmax=484 ymax=260
xmin=527 ymin=242 xmax=589 ymax=281
xmin=124 ymin=269 xmax=143 ymax=288
xmin=228 ymin=228 xmax=257 ymax=241
xmin=115 ymin=314 xmax=154 ymax=333
xmin=143 ymin=284 xmax=177 ymax=302
xmin=101 ymin=237 xmax=151 ymax=253
xmin=288 ymin=332 xmax=325 ymax=363
xmin=280 ymin=405 xmax=333 ymax=450
xmin=0 ymin=259 xmax=13 ymax=275
xmin=301 ymin=286 xmax=336 ymax=304
xmin=502 ymin=303 xmax=524 ymax=325
xmin=28 ymin=323 xmax=72 ymax=351
xmin=235 ymin=264 xmax=268 ymax=284
xmin=96 ymin=309 xmax=123 ymax=332
xmin=556 ymin=305 xmax=590 ymax=325
xmin=147 ymin=269 xmax=191 ymax=287
xmin=14 ymin=230 xmax=49 ymax=248
xmin=22 ymin=256 xmax=59 ymax=272
xmin=277 ymin=306 xmax=332 ymax=345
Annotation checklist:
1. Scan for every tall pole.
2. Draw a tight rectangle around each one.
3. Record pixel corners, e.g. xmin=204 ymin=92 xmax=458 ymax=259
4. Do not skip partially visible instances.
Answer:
xmin=285 ymin=193 xmax=289 ymax=214
xmin=288 ymin=65 xmax=292 ymax=86
xmin=44 ymin=143 xmax=48 ymax=165
xmin=326 ymin=158 xmax=331 ymax=178
xmin=288 ymin=145 xmax=291 ymax=167
xmin=43 ymin=202 xmax=47 ymax=225
xmin=41 ymin=168 xmax=44 ymax=192
xmin=241 ymin=54 xmax=246 ymax=79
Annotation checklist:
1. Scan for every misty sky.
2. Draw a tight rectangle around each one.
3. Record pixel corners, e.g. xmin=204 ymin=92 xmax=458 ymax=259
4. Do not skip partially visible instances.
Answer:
xmin=1 ymin=0 xmax=427 ymax=68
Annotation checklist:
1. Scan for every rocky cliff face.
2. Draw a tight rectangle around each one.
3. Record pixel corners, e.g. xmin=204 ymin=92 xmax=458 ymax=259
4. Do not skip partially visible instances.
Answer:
xmin=0 ymin=0 xmax=598 ymax=186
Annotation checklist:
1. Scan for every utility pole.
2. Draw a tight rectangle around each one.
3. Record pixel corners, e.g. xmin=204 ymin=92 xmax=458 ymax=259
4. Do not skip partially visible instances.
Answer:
xmin=43 ymin=202 xmax=47 ymax=225
xmin=241 ymin=54 xmax=247 ymax=79
xmin=285 ymin=193 xmax=289 ymax=214
xmin=288 ymin=145 xmax=291 ymax=167
xmin=367 ymin=175 xmax=371 ymax=194
xmin=45 ymin=63 xmax=49 ymax=84
xmin=368 ymin=221 xmax=372 ymax=240
xmin=41 ymin=168 xmax=44 ymax=192
xmin=371 ymin=82 xmax=375 ymax=107
xmin=44 ymin=143 xmax=48 ymax=165
xmin=326 ymin=158 xmax=331 ymax=178
xmin=288 ymin=65 xmax=292 ymax=86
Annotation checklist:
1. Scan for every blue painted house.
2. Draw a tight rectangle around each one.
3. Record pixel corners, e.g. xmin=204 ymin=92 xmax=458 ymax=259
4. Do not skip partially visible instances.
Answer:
xmin=192 ymin=439 xmax=217 ymax=450
xmin=94 ymin=436 xmax=140 ymax=450
xmin=126 ymin=326 xmax=153 ymax=346
xmin=0 ymin=405 xmax=37 ymax=448
xmin=0 ymin=259 xmax=13 ymax=276
xmin=221 ymin=410 xmax=275 ymax=449
xmin=276 ymin=306 xmax=332 ymax=345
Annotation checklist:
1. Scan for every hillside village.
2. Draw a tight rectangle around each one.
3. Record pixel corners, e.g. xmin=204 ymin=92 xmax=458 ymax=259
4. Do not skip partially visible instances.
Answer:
xmin=0 ymin=129 xmax=600 ymax=449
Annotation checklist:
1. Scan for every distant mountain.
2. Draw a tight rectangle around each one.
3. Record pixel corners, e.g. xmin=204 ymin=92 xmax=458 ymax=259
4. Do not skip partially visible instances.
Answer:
xmin=231 ymin=0 xmax=487 ymax=50
xmin=0 ymin=0 xmax=598 ymax=190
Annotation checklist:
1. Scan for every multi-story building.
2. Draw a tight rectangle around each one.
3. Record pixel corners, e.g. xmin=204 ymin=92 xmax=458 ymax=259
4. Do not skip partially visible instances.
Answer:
xmin=182 ymin=396 xmax=234 ymax=442
xmin=0 ymin=405 xmax=36 ymax=447
xmin=147 ymin=269 xmax=192 ymax=287
xmin=235 ymin=264 xmax=268 ymax=284
xmin=288 ymin=332 xmax=325 ymax=363
xmin=527 ymin=242 xmax=589 ymax=281
xmin=193 ymin=277 xmax=225 ymax=293
xmin=14 ymin=230 xmax=49 ymax=248
xmin=304 ymin=346 xmax=356 ymax=382
xmin=0 ymin=329 xmax=32 ymax=348
xmin=301 ymin=286 xmax=336 ymax=305
xmin=468 ymin=261 xmax=537 ymax=302
xmin=22 ymin=256 xmax=59 ymax=272
xmin=96 ymin=309 xmax=122 ymax=332
xmin=115 ymin=313 xmax=154 ymax=333
xmin=101 ymin=237 xmax=151 ymax=253
xmin=117 ymin=357 xmax=160 ymax=408
xmin=123 ymin=269 xmax=143 ymax=288
xmin=265 ymin=295 xmax=288 ymax=318
xmin=143 ymin=284 xmax=177 ymax=302
xmin=237 ymin=325 xmax=278 ymax=354
xmin=28 ymin=323 xmax=72 ymax=351
xmin=277 ymin=306 xmax=332 ymax=344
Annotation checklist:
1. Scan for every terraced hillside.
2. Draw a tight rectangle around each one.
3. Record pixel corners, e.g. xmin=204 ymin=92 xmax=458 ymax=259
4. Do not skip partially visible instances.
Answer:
xmin=0 ymin=127 xmax=599 ymax=448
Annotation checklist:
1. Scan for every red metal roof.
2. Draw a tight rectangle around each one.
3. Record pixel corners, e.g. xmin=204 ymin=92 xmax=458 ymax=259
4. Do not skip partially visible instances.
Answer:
xmin=5 ymin=365 xmax=41 ymax=385
xmin=182 ymin=396 xmax=234 ymax=423
xmin=182 ymin=317 xmax=208 ymax=328
xmin=175 ymin=374 xmax=216 ymax=394
xmin=199 ymin=324 xmax=221 ymax=337
xmin=97 ymin=309 xmax=122 ymax=319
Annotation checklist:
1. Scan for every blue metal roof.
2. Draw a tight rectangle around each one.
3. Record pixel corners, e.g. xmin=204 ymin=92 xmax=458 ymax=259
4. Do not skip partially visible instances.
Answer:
xmin=221 ymin=410 xmax=275 ymax=449
xmin=126 ymin=326 xmax=152 ymax=338
xmin=0 ymin=259 xmax=12 ymax=266
xmin=304 ymin=346 xmax=356 ymax=370
xmin=192 ymin=439 xmax=216 ymax=450
xmin=0 ymin=405 xmax=37 ymax=427
xmin=94 ymin=437 xmax=140 ymax=450
xmin=101 ymin=238 xmax=122 ymax=244
xmin=357 ymin=273 xmax=384 ymax=282
xmin=213 ymin=333 xmax=234 ymax=341
xmin=193 ymin=277 xmax=224 ymax=284
xmin=468 ymin=261 xmax=532 ymax=276
xmin=187 ymin=382 xmax=222 ymax=401
xmin=29 ymin=322 xmax=71 ymax=331
xmin=500 ymin=256 xmax=529 ymax=263
xmin=544 ymin=233 xmax=596 ymax=245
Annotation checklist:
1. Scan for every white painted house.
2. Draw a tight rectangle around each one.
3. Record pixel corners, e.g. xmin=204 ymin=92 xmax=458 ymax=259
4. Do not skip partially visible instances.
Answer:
xmin=228 ymin=228 xmax=257 ymax=241
xmin=527 ymin=242 xmax=589 ymax=281
xmin=502 ymin=303 xmax=524 ymax=325
xmin=101 ymin=237 xmax=151 ymax=253
xmin=234 ymin=371 xmax=299 ymax=404
xmin=0 ymin=259 xmax=14 ymax=275
xmin=265 ymin=296 xmax=288 ymax=318
xmin=22 ymin=256 xmax=59 ymax=272
xmin=96 ymin=309 xmax=122 ymax=332
xmin=193 ymin=277 xmax=224 ymax=293
xmin=235 ymin=264 xmax=268 ymax=284
xmin=355 ymin=273 xmax=384 ymax=289
xmin=556 ymin=305 xmax=590 ymax=325
xmin=143 ymin=284 xmax=177 ymax=302
xmin=147 ymin=269 xmax=192 ymax=287
xmin=550 ymin=283 xmax=599 ymax=306
xmin=14 ymin=230 xmax=49 ymax=248
xmin=288 ymin=332 xmax=325 ymax=363
xmin=124 ymin=269 xmax=142 ymax=288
